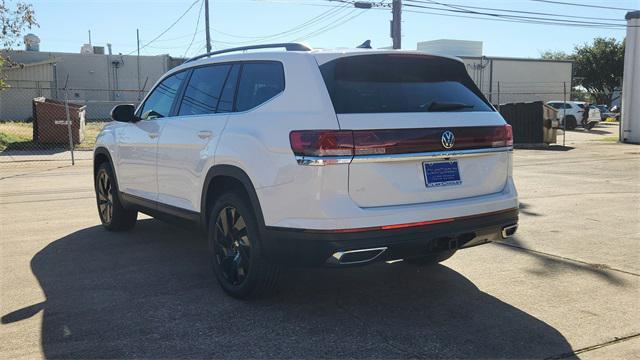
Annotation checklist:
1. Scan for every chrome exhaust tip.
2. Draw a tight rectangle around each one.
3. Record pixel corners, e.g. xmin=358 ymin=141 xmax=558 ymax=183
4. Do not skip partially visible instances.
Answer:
xmin=327 ymin=247 xmax=387 ymax=265
xmin=501 ymin=224 xmax=518 ymax=239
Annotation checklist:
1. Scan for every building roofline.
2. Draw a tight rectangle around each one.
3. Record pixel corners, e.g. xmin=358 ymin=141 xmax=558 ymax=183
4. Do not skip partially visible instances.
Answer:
xmin=459 ymin=55 xmax=574 ymax=64
xmin=3 ymin=49 xmax=174 ymax=59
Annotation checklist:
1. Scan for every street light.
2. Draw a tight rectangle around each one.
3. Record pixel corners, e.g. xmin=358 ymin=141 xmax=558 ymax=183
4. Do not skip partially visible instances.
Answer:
xmin=354 ymin=1 xmax=373 ymax=9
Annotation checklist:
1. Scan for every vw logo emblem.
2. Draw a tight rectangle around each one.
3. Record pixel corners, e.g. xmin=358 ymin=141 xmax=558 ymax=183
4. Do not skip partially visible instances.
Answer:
xmin=441 ymin=130 xmax=455 ymax=149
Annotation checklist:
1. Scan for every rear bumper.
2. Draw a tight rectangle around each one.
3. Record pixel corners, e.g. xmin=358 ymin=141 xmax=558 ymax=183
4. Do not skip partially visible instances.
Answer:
xmin=262 ymin=208 xmax=518 ymax=266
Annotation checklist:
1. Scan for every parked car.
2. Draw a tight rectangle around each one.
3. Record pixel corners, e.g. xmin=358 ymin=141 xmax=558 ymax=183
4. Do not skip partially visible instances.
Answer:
xmin=546 ymin=101 xmax=600 ymax=130
xmin=94 ymin=43 xmax=519 ymax=299
xmin=596 ymin=105 xmax=619 ymax=121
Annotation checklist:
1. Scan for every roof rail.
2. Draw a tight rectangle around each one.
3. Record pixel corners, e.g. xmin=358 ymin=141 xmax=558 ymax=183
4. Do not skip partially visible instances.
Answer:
xmin=185 ymin=43 xmax=312 ymax=63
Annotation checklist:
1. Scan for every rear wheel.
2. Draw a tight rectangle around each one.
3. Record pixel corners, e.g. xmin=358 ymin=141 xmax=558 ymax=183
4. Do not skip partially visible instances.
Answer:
xmin=208 ymin=192 xmax=279 ymax=299
xmin=404 ymin=250 xmax=456 ymax=266
xmin=564 ymin=115 xmax=577 ymax=130
xmin=95 ymin=162 xmax=137 ymax=231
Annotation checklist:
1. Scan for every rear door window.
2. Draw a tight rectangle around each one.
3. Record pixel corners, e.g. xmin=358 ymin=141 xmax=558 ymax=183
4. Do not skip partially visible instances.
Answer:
xmin=320 ymin=54 xmax=492 ymax=114
xmin=235 ymin=62 xmax=285 ymax=112
xmin=178 ymin=64 xmax=230 ymax=116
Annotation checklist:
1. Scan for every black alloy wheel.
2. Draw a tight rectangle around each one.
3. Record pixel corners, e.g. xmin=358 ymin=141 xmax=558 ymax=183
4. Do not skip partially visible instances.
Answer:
xmin=213 ymin=206 xmax=251 ymax=286
xmin=97 ymin=170 xmax=114 ymax=224
xmin=208 ymin=192 xmax=279 ymax=299
xmin=94 ymin=162 xmax=137 ymax=231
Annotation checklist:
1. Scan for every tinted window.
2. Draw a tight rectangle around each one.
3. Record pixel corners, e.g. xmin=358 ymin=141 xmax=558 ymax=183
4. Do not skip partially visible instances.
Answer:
xmin=140 ymin=71 xmax=187 ymax=120
xmin=217 ymin=64 xmax=240 ymax=113
xmin=178 ymin=65 xmax=230 ymax=116
xmin=548 ymin=103 xmax=561 ymax=109
xmin=236 ymin=62 xmax=285 ymax=112
xmin=576 ymin=103 xmax=585 ymax=109
xmin=320 ymin=54 xmax=492 ymax=114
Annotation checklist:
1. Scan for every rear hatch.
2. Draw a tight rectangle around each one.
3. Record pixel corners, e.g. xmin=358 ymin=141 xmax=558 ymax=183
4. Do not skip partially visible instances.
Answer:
xmin=319 ymin=53 xmax=512 ymax=208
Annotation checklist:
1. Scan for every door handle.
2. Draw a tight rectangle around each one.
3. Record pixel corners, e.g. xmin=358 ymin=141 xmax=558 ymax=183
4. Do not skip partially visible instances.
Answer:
xmin=197 ymin=131 xmax=213 ymax=139
xmin=148 ymin=133 xmax=159 ymax=139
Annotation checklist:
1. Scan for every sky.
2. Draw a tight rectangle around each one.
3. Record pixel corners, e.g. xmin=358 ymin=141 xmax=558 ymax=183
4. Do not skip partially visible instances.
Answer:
xmin=20 ymin=0 xmax=639 ymax=59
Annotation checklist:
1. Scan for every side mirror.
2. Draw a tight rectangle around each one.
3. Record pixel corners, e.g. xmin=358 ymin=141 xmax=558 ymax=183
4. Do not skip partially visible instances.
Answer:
xmin=111 ymin=104 xmax=137 ymax=122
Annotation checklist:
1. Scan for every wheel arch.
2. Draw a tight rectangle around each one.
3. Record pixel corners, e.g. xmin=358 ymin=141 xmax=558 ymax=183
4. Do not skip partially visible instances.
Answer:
xmin=93 ymin=147 xmax=121 ymax=192
xmin=201 ymin=165 xmax=266 ymax=230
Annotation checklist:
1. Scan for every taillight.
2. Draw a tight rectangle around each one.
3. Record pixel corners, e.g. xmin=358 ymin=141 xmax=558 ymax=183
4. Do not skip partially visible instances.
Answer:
xmin=289 ymin=130 xmax=354 ymax=157
xmin=290 ymin=125 xmax=513 ymax=163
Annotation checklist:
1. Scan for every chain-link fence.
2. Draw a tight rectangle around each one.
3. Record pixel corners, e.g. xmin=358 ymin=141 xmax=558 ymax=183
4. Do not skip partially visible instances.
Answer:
xmin=1 ymin=82 xmax=146 ymax=165
xmin=0 ymin=80 xmax=620 ymax=164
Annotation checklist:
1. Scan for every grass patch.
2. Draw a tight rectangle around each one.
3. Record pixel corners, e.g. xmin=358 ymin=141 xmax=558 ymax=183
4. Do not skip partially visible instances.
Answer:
xmin=598 ymin=136 xmax=619 ymax=142
xmin=0 ymin=121 xmax=107 ymax=151
xmin=0 ymin=131 xmax=32 ymax=151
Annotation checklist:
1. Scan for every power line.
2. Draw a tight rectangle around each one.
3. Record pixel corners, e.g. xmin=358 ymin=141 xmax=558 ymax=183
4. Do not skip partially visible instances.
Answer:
xmin=529 ymin=0 xmax=638 ymax=12
xmin=211 ymin=5 xmax=350 ymax=44
xmin=407 ymin=1 xmax=627 ymax=22
xmin=400 ymin=6 xmax=626 ymax=30
xmin=402 ymin=1 xmax=628 ymax=29
xmin=406 ymin=0 xmax=628 ymax=27
xmin=292 ymin=8 xmax=366 ymax=41
xmin=183 ymin=0 xmax=205 ymax=57
xmin=129 ymin=0 xmax=201 ymax=55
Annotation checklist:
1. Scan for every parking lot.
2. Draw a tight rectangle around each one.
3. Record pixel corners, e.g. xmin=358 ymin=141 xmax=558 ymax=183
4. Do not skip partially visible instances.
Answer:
xmin=1 ymin=124 xmax=638 ymax=359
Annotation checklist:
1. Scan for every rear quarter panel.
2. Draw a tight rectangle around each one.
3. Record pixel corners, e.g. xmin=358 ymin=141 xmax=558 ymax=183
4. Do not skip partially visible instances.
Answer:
xmin=212 ymin=53 xmax=344 ymax=224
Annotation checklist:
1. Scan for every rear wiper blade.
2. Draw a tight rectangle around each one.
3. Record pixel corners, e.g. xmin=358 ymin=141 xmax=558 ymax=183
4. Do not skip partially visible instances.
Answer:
xmin=427 ymin=101 xmax=474 ymax=112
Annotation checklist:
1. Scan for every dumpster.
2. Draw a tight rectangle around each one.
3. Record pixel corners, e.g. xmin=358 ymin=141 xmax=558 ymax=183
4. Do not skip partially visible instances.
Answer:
xmin=32 ymin=97 xmax=86 ymax=144
xmin=499 ymin=101 xmax=559 ymax=146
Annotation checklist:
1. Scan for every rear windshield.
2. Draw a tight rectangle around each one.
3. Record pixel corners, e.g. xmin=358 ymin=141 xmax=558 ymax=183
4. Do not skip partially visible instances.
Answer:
xmin=320 ymin=54 xmax=492 ymax=114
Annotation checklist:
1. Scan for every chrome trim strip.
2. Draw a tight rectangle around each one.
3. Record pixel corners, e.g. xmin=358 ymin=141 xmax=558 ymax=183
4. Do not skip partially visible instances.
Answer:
xmin=327 ymin=247 xmax=388 ymax=265
xmin=351 ymin=147 xmax=513 ymax=163
xmin=295 ymin=147 xmax=512 ymax=166
xmin=295 ymin=156 xmax=353 ymax=166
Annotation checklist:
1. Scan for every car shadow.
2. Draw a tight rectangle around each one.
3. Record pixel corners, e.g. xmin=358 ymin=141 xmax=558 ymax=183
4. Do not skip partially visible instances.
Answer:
xmin=2 ymin=219 xmax=574 ymax=359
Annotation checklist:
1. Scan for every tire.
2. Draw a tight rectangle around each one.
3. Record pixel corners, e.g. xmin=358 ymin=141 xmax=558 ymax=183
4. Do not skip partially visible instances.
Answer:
xmin=404 ymin=250 xmax=456 ymax=266
xmin=564 ymin=116 xmax=577 ymax=130
xmin=95 ymin=162 xmax=137 ymax=231
xmin=208 ymin=192 xmax=279 ymax=299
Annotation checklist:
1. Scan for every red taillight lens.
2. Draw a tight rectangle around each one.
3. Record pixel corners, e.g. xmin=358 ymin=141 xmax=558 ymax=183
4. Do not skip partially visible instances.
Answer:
xmin=289 ymin=130 xmax=354 ymax=157
xmin=290 ymin=126 xmax=513 ymax=158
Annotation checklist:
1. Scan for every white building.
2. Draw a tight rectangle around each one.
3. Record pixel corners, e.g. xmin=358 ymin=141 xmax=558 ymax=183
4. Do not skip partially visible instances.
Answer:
xmin=418 ymin=40 xmax=574 ymax=105
xmin=1 ymin=47 xmax=182 ymax=120
xmin=418 ymin=39 xmax=483 ymax=57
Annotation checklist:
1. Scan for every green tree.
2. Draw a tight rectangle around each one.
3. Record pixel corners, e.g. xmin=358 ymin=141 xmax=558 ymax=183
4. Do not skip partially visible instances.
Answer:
xmin=539 ymin=50 xmax=573 ymax=61
xmin=1 ymin=0 xmax=37 ymax=88
xmin=573 ymin=37 xmax=625 ymax=106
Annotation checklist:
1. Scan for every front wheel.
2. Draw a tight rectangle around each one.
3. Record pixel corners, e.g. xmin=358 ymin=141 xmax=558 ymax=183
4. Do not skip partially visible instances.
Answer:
xmin=404 ymin=250 xmax=456 ymax=266
xmin=95 ymin=162 xmax=137 ymax=231
xmin=208 ymin=192 xmax=279 ymax=299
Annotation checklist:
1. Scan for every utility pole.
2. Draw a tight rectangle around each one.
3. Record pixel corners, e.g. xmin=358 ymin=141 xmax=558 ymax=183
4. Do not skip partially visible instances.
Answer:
xmin=391 ymin=0 xmax=402 ymax=49
xmin=205 ymin=0 xmax=212 ymax=52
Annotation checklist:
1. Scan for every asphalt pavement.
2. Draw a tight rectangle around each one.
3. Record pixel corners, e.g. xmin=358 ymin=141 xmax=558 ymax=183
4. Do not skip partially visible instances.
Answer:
xmin=1 ymin=124 xmax=638 ymax=359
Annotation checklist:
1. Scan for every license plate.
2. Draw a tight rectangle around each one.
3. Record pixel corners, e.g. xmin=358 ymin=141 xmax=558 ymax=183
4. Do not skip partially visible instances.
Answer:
xmin=423 ymin=161 xmax=462 ymax=188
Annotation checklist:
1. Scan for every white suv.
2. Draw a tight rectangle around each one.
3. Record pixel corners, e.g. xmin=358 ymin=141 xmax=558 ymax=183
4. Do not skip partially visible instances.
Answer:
xmin=94 ymin=43 xmax=519 ymax=298
xmin=546 ymin=101 xmax=600 ymax=130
